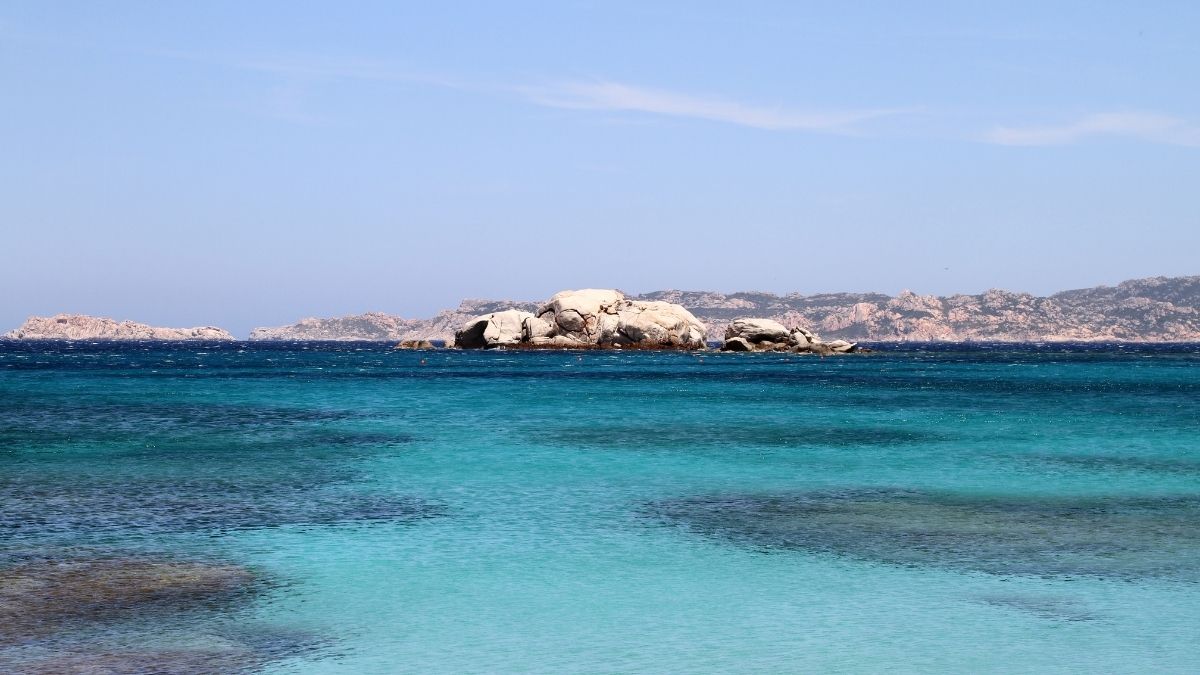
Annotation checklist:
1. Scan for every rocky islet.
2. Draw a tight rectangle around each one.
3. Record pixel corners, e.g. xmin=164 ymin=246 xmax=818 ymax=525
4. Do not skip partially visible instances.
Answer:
xmin=719 ymin=317 xmax=858 ymax=354
xmin=453 ymin=288 xmax=708 ymax=349
xmin=4 ymin=315 xmax=234 ymax=341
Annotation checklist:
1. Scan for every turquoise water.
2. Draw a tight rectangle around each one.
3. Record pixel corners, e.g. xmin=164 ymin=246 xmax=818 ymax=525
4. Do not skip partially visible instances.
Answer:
xmin=2 ymin=342 xmax=1199 ymax=673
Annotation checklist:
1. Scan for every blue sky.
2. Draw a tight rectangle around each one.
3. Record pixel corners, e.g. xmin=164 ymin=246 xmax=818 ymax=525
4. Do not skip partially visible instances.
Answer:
xmin=3 ymin=2 xmax=1198 ymax=335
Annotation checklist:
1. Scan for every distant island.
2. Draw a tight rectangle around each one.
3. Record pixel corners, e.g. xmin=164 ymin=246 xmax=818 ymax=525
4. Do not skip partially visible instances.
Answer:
xmin=5 ymin=275 xmax=1198 ymax=342
xmin=4 ymin=314 xmax=235 ymax=341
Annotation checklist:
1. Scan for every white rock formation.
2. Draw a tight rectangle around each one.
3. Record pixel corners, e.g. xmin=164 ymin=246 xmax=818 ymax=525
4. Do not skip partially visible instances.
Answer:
xmin=453 ymin=310 xmax=535 ymax=348
xmin=453 ymin=289 xmax=707 ymax=349
xmin=725 ymin=318 xmax=791 ymax=344
xmin=521 ymin=315 xmax=555 ymax=341
xmin=823 ymin=339 xmax=857 ymax=353
xmin=4 ymin=314 xmax=235 ymax=341
xmin=534 ymin=289 xmax=707 ymax=348
xmin=722 ymin=336 xmax=754 ymax=351
xmin=537 ymin=289 xmax=625 ymax=342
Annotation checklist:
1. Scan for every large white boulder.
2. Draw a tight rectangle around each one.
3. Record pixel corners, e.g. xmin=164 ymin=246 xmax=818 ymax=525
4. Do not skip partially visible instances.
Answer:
xmin=453 ymin=310 xmax=534 ymax=348
xmin=536 ymin=289 xmax=706 ymax=348
xmin=725 ymin=318 xmax=791 ymax=344
xmin=613 ymin=300 xmax=707 ymax=347
xmin=537 ymin=289 xmax=625 ymax=342
xmin=521 ymin=315 xmax=555 ymax=341
xmin=791 ymin=327 xmax=817 ymax=347
xmin=824 ymin=339 xmax=858 ymax=353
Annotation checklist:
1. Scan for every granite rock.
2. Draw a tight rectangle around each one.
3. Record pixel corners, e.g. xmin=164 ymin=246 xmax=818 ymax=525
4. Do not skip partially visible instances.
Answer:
xmin=454 ymin=310 xmax=535 ymax=348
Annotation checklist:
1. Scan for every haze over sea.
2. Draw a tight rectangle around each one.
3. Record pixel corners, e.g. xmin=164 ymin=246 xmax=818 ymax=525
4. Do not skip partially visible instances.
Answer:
xmin=3 ymin=340 xmax=1199 ymax=673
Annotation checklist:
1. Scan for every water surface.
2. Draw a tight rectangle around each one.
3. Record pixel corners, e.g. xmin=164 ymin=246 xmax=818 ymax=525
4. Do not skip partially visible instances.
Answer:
xmin=2 ymin=341 xmax=1198 ymax=672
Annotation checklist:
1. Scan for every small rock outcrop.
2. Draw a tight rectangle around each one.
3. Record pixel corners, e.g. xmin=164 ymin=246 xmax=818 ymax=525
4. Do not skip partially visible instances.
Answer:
xmin=724 ymin=318 xmax=791 ymax=344
xmin=454 ymin=290 xmax=707 ymax=349
xmin=395 ymin=339 xmax=436 ymax=350
xmin=4 ymin=315 xmax=234 ymax=341
xmin=722 ymin=318 xmax=857 ymax=354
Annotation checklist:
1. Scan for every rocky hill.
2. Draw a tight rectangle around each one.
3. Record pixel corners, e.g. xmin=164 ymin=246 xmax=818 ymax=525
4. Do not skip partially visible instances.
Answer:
xmin=248 ymin=276 xmax=1199 ymax=343
xmin=248 ymin=301 xmax=542 ymax=342
xmin=643 ymin=276 xmax=1200 ymax=342
xmin=4 ymin=314 xmax=235 ymax=341
xmin=247 ymin=312 xmax=427 ymax=341
xmin=13 ymin=276 xmax=1195 ymax=343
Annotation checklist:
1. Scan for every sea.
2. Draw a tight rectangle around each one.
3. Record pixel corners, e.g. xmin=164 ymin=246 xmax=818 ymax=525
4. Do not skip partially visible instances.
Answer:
xmin=1 ymin=341 xmax=1198 ymax=673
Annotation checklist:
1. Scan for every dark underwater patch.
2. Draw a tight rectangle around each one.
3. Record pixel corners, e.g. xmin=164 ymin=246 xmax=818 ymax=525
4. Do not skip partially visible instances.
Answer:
xmin=0 ymin=477 xmax=443 ymax=542
xmin=0 ymin=557 xmax=259 ymax=646
xmin=552 ymin=422 xmax=943 ymax=450
xmin=12 ymin=648 xmax=271 ymax=675
xmin=1031 ymin=453 xmax=1200 ymax=476
xmin=975 ymin=593 xmax=1099 ymax=622
xmin=0 ymin=393 xmax=433 ymax=545
xmin=0 ymin=555 xmax=331 ymax=672
xmin=0 ymin=400 xmax=384 ymax=449
xmin=649 ymin=489 xmax=1200 ymax=581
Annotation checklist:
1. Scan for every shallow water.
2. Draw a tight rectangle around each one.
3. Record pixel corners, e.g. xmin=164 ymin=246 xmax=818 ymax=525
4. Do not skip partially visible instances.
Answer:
xmin=1 ymin=341 xmax=1198 ymax=673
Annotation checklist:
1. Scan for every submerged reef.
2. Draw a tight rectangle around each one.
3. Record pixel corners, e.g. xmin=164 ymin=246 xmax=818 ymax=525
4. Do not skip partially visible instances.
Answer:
xmin=1 ymin=401 xmax=441 ymax=542
xmin=650 ymin=488 xmax=1200 ymax=581
xmin=0 ymin=393 xmax=427 ymax=672
xmin=0 ymin=555 xmax=327 ymax=672
xmin=0 ymin=557 xmax=257 ymax=645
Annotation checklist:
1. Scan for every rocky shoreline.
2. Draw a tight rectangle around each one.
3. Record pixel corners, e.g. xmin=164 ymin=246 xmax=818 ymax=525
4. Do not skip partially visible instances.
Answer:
xmin=5 ymin=275 xmax=1198 ymax=343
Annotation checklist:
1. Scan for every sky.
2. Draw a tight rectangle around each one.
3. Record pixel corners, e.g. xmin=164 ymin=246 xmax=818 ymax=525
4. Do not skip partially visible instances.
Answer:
xmin=3 ymin=2 xmax=1199 ymax=336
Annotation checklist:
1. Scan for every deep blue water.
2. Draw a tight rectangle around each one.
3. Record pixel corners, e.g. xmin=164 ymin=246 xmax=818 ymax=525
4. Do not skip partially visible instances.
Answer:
xmin=2 ymin=341 xmax=1199 ymax=673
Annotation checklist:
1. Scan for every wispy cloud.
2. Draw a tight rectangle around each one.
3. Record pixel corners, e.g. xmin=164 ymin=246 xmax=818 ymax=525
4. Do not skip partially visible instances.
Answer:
xmin=985 ymin=112 xmax=1200 ymax=147
xmin=153 ymin=51 xmax=907 ymax=134
xmin=521 ymin=80 xmax=905 ymax=133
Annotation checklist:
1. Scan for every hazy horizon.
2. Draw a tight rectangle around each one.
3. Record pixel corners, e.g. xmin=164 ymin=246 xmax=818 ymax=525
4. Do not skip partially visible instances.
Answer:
xmin=4 ymin=3 xmax=1198 ymax=335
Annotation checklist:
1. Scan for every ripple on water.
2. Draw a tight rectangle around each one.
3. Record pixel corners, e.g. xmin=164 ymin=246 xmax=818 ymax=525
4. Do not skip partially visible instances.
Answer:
xmin=1 ymin=399 xmax=438 ymax=543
